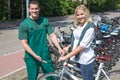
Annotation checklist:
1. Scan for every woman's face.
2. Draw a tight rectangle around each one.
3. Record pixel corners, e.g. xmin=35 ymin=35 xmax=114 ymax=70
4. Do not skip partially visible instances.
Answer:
xmin=76 ymin=9 xmax=87 ymax=25
xmin=29 ymin=4 xmax=40 ymax=19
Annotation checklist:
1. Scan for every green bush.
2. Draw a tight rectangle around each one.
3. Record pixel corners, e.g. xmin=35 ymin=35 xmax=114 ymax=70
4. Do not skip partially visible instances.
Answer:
xmin=0 ymin=0 xmax=120 ymax=21
xmin=39 ymin=0 xmax=79 ymax=17
xmin=88 ymin=0 xmax=120 ymax=12
xmin=116 ymin=3 xmax=120 ymax=9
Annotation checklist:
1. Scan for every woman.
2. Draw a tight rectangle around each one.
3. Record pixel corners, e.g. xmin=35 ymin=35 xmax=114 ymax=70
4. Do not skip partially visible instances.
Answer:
xmin=58 ymin=4 xmax=95 ymax=80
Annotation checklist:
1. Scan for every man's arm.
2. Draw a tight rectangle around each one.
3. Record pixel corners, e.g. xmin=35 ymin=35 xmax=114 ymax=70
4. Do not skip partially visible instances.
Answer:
xmin=20 ymin=40 xmax=42 ymax=61
xmin=49 ymin=33 xmax=64 ymax=54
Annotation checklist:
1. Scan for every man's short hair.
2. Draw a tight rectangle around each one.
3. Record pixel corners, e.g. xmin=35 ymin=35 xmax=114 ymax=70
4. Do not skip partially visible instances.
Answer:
xmin=29 ymin=0 xmax=40 ymax=8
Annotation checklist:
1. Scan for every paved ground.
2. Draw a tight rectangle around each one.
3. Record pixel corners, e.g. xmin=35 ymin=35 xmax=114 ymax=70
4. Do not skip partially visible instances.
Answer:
xmin=0 ymin=11 xmax=120 ymax=80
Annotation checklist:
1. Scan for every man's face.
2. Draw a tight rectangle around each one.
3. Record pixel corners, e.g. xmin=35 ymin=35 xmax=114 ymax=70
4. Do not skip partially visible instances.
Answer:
xmin=29 ymin=4 xmax=40 ymax=19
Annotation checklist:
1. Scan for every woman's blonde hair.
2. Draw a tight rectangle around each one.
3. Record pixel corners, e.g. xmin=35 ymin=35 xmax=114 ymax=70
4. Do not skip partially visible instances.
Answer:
xmin=73 ymin=4 xmax=90 ymax=27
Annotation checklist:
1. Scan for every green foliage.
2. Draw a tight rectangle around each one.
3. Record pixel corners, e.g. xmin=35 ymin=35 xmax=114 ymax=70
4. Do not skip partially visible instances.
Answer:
xmin=3 ymin=16 xmax=7 ymax=21
xmin=0 ymin=0 xmax=120 ymax=21
xmin=39 ymin=0 xmax=79 ymax=17
xmin=117 ymin=4 xmax=120 ymax=9
xmin=88 ymin=0 xmax=120 ymax=12
xmin=0 ymin=0 xmax=23 ymax=21
xmin=116 ymin=0 xmax=120 ymax=9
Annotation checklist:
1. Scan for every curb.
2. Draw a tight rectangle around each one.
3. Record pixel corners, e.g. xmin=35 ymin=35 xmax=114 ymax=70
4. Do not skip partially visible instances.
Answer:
xmin=0 ymin=67 xmax=27 ymax=80
xmin=0 ymin=50 xmax=26 ymax=80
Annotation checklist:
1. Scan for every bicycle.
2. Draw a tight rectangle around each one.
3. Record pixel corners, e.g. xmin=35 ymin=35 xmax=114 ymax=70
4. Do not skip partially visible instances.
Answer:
xmin=38 ymin=54 xmax=120 ymax=80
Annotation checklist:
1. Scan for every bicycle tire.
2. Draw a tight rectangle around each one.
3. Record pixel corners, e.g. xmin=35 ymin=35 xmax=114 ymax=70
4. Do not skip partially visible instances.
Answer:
xmin=102 ymin=70 xmax=120 ymax=80
xmin=38 ymin=72 xmax=68 ymax=80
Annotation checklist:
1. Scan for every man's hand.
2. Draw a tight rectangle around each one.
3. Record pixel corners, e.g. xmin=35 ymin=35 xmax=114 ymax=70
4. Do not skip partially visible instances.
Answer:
xmin=50 ymin=33 xmax=65 ymax=54
xmin=58 ymin=48 xmax=65 ymax=54
xmin=34 ymin=55 xmax=42 ymax=62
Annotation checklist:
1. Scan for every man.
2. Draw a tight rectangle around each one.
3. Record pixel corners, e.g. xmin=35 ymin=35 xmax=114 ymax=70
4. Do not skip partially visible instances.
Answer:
xmin=18 ymin=0 xmax=64 ymax=80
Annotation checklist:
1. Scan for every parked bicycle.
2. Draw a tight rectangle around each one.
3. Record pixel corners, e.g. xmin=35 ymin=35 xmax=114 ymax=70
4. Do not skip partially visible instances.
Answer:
xmin=38 ymin=53 xmax=120 ymax=80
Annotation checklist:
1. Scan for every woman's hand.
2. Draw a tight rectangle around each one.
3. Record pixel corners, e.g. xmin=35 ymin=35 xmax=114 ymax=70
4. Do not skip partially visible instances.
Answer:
xmin=58 ymin=56 xmax=67 ymax=62
xmin=63 ymin=45 xmax=71 ymax=53
xmin=63 ymin=47 xmax=69 ymax=53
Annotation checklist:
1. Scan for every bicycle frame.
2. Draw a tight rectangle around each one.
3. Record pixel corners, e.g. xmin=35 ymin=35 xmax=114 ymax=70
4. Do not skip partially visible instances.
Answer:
xmin=58 ymin=55 xmax=113 ymax=80
xmin=59 ymin=61 xmax=81 ymax=80
xmin=95 ymin=55 xmax=113 ymax=80
xmin=95 ymin=62 xmax=110 ymax=80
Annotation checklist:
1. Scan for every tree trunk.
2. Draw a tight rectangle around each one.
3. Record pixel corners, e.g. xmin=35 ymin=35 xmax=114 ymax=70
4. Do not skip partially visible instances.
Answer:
xmin=22 ymin=0 xmax=24 ymax=19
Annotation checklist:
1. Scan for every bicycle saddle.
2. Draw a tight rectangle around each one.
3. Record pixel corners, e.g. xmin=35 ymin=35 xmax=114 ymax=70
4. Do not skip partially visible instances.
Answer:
xmin=96 ymin=55 xmax=112 ymax=62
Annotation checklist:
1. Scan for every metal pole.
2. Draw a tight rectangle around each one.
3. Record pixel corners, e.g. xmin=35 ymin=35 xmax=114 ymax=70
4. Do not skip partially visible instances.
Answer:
xmin=8 ymin=0 xmax=11 ymax=20
xmin=26 ymin=0 xmax=29 ymax=17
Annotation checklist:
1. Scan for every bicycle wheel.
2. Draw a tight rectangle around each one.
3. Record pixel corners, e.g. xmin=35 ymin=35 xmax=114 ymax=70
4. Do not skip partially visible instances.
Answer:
xmin=38 ymin=72 xmax=68 ymax=80
xmin=102 ymin=70 xmax=120 ymax=80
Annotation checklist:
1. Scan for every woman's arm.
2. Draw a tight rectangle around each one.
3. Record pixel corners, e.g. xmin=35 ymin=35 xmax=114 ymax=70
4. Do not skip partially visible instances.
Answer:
xmin=58 ymin=45 xmax=84 ymax=61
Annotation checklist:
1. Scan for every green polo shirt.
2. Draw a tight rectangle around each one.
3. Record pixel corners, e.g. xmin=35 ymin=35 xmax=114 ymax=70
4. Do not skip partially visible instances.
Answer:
xmin=18 ymin=16 xmax=53 ymax=40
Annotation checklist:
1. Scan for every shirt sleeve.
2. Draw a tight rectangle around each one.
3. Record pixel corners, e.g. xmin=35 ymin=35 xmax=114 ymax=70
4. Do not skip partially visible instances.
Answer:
xmin=47 ymin=22 xmax=54 ymax=35
xmin=18 ymin=22 xmax=29 ymax=40
xmin=44 ymin=18 xmax=54 ymax=35
xmin=79 ymin=27 xmax=95 ymax=48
